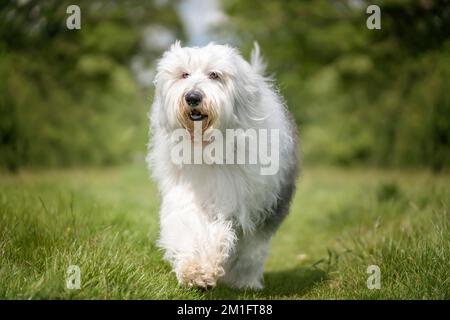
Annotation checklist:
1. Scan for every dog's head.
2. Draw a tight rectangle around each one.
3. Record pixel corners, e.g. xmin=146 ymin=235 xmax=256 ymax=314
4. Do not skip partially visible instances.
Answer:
xmin=153 ymin=42 xmax=265 ymax=134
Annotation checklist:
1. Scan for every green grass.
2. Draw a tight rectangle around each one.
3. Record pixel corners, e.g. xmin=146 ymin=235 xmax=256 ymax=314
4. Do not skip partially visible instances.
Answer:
xmin=0 ymin=165 xmax=448 ymax=299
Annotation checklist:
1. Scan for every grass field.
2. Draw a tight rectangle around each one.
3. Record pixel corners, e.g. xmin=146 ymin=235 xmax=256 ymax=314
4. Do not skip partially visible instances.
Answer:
xmin=0 ymin=165 xmax=448 ymax=299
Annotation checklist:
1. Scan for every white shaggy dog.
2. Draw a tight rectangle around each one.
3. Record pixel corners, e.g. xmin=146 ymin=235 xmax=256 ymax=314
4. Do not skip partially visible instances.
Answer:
xmin=147 ymin=42 xmax=299 ymax=289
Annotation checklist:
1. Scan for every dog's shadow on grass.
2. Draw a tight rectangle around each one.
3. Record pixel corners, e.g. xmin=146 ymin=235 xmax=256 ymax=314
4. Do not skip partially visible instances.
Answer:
xmin=208 ymin=266 xmax=327 ymax=299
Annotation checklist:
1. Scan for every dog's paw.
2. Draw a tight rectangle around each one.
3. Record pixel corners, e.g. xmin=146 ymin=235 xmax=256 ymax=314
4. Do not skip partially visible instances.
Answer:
xmin=176 ymin=260 xmax=225 ymax=289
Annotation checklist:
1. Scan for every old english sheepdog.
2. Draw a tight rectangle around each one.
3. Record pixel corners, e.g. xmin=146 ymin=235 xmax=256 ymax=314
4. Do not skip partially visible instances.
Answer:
xmin=147 ymin=41 xmax=299 ymax=289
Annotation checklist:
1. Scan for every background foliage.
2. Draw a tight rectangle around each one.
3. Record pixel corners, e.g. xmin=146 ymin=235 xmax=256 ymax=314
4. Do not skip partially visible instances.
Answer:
xmin=225 ymin=0 xmax=450 ymax=170
xmin=1 ymin=0 xmax=449 ymax=171
xmin=0 ymin=0 xmax=182 ymax=171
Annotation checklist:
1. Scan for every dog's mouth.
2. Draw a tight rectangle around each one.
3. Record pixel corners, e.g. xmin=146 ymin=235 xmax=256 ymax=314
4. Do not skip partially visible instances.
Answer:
xmin=189 ymin=109 xmax=208 ymax=121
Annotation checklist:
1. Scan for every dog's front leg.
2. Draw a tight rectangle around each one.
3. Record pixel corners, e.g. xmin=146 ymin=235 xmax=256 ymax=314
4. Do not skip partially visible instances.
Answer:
xmin=158 ymin=187 xmax=235 ymax=288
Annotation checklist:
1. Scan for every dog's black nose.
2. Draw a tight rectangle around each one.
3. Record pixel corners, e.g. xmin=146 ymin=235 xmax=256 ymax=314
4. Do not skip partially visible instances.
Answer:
xmin=185 ymin=91 xmax=202 ymax=107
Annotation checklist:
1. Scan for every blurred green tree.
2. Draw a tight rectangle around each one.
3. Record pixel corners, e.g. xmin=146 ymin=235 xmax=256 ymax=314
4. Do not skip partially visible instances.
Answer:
xmin=0 ymin=0 xmax=184 ymax=171
xmin=2 ymin=0 xmax=449 ymax=171
xmin=224 ymin=0 xmax=450 ymax=170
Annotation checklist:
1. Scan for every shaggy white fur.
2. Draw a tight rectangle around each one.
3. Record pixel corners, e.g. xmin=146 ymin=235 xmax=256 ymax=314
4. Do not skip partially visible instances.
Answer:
xmin=147 ymin=42 xmax=299 ymax=289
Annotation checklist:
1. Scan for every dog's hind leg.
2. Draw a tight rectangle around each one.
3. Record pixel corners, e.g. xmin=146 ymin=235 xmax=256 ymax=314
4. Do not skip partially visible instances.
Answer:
xmin=221 ymin=231 xmax=272 ymax=290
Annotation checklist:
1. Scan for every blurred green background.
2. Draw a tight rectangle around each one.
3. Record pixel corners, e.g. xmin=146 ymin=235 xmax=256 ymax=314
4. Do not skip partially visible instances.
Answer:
xmin=1 ymin=0 xmax=450 ymax=172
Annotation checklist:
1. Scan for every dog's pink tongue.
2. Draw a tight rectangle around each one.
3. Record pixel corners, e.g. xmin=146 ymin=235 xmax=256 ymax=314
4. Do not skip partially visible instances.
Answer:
xmin=190 ymin=110 xmax=204 ymax=121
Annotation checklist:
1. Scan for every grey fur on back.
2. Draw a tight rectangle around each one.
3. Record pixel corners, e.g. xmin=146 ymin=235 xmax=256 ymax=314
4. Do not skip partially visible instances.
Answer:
xmin=261 ymin=108 xmax=300 ymax=236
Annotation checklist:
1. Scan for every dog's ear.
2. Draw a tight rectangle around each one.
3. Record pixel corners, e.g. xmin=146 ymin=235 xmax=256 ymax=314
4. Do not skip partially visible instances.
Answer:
xmin=154 ymin=40 xmax=183 ymax=86
xmin=250 ymin=42 xmax=266 ymax=76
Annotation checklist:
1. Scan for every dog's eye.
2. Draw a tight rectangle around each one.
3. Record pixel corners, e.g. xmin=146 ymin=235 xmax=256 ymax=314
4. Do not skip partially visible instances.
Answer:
xmin=181 ymin=72 xmax=190 ymax=79
xmin=209 ymin=71 xmax=219 ymax=80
